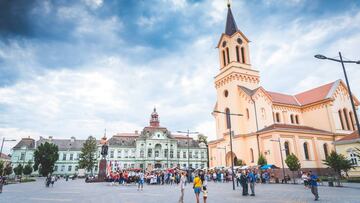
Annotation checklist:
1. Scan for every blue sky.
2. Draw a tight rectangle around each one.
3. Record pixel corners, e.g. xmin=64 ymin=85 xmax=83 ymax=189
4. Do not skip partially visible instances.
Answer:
xmin=1 ymin=0 xmax=360 ymax=154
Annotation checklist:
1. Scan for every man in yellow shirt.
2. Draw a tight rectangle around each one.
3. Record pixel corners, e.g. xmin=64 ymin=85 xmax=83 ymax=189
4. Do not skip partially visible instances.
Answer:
xmin=193 ymin=174 xmax=202 ymax=203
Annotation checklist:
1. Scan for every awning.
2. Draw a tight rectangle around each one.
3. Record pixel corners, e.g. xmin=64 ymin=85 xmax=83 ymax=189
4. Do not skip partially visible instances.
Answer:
xmin=260 ymin=164 xmax=279 ymax=170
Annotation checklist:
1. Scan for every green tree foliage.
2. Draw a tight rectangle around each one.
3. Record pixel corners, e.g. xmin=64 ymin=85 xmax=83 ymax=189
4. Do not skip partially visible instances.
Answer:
xmin=79 ymin=136 xmax=98 ymax=174
xmin=0 ymin=160 xmax=4 ymax=175
xmin=4 ymin=163 xmax=13 ymax=176
xmin=197 ymin=134 xmax=208 ymax=144
xmin=23 ymin=161 xmax=33 ymax=176
xmin=235 ymin=159 xmax=245 ymax=166
xmin=285 ymin=153 xmax=301 ymax=184
xmin=33 ymin=142 xmax=59 ymax=176
xmin=257 ymin=153 xmax=267 ymax=166
xmin=13 ymin=164 xmax=23 ymax=176
xmin=323 ymin=151 xmax=354 ymax=186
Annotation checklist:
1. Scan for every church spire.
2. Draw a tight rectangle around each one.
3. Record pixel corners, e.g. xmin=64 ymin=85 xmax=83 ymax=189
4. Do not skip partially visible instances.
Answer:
xmin=225 ymin=3 xmax=238 ymax=36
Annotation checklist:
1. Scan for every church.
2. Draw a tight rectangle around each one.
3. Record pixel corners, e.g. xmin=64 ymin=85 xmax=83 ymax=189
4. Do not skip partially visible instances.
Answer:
xmin=208 ymin=4 xmax=359 ymax=175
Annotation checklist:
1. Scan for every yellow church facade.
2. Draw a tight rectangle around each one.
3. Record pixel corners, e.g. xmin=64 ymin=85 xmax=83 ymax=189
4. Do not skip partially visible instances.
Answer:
xmin=208 ymin=5 xmax=359 ymax=175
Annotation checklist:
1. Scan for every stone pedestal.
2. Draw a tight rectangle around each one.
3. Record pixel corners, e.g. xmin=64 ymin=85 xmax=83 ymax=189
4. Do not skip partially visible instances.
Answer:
xmin=98 ymin=159 xmax=107 ymax=181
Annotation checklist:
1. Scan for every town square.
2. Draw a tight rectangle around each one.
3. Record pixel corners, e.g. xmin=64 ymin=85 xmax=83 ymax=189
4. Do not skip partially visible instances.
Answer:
xmin=1 ymin=0 xmax=360 ymax=202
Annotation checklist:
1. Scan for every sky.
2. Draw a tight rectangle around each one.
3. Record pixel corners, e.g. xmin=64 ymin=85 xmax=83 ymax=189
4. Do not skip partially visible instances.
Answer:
xmin=1 ymin=0 xmax=360 ymax=154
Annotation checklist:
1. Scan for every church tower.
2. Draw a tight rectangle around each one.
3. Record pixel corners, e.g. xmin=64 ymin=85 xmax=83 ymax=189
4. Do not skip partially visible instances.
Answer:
xmin=213 ymin=3 xmax=260 ymax=139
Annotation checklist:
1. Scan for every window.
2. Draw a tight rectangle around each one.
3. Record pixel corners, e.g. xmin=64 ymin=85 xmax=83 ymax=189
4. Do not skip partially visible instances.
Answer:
xmin=61 ymin=165 xmax=65 ymax=172
xmin=295 ymin=115 xmax=299 ymax=124
xmin=54 ymin=165 xmax=58 ymax=171
xmin=236 ymin=46 xmax=240 ymax=62
xmin=323 ymin=143 xmax=329 ymax=158
xmin=68 ymin=165 xmax=72 ymax=172
xmin=250 ymin=148 xmax=254 ymax=163
xmin=170 ymin=150 xmax=174 ymax=158
xmin=117 ymin=150 xmax=122 ymax=158
xmin=124 ymin=150 xmax=129 ymax=158
xmin=284 ymin=141 xmax=290 ymax=157
xmin=189 ymin=152 xmax=193 ymax=159
xmin=343 ymin=109 xmax=351 ymax=130
xmin=349 ymin=151 xmax=358 ymax=165
xmin=222 ymin=50 xmax=226 ymax=66
xmin=201 ymin=151 xmax=204 ymax=159
xmin=131 ymin=149 xmax=136 ymax=158
xmin=183 ymin=151 xmax=186 ymax=158
xmin=63 ymin=153 xmax=66 ymax=161
xmin=124 ymin=164 xmax=128 ymax=169
xmin=155 ymin=150 xmax=159 ymax=158
xmin=246 ymin=108 xmax=250 ymax=119
xmin=110 ymin=150 xmax=114 ymax=158
xmin=303 ymin=142 xmax=310 ymax=160
xmin=70 ymin=153 xmax=73 ymax=161
xmin=140 ymin=150 xmax=144 ymax=158
xmin=290 ymin=114 xmax=294 ymax=124
xmin=224 ymin=90 xmax=229 ymax=97
xmin=20 ymin=152 xmax=25 ymax=161
xmin=140 ymin=164 xmax=144 ymax=169
xmin=164 ymin=149 xmax=168 ymax=158
xmin=338 ymin=110 xmax=345 ymax=130
xmin=225 ymin=108 xmax=231 ymax=129
xmin=177 ymin=151 xmax=180 ymax=158
xmin=349 ymin=112 xmax=355 ymax=130
xmin=195 ymin=164 xmax=198 ymax=169
xmin=131 ymin=164 xmax=135 ymax=168
xmin=241 ymin=47 xmax=245 ymax=63
xmin=194 ymin=151 xmax=198 ymax=159
xmin=276 ymin=112 xmax=280 ymax=123
xmin=94 ymin=166 xmax=98 ymax=172
xmin=226 ymin=47 xmax=230 ymax=64
xmin=75 ymin=165 xmax=79 ymax=171
xmin=148 ymin=149 xmax=152 ymax=157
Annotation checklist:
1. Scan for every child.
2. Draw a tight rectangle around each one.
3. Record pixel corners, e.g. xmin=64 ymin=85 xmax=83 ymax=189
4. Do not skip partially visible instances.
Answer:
xmin=202 ymin=185 xmax=208 ymax=203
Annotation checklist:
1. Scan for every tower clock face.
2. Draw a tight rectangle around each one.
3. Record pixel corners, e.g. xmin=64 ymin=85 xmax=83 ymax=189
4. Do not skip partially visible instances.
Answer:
xmin=222 ymin=41 xmax=227 ymax=47
xmin=237 ymin=38 xmax=243 ymax=44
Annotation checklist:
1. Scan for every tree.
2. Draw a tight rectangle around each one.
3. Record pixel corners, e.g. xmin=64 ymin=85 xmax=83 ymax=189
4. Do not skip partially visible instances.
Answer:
xmin=257 ymin=153 xmax=267 ymax=166
xmin=323 ymin=151 xmax=354 ymax=186
xmin=79 ymin=136 xmax=98 ymax=175
xmin=235 ymin=159 xmax=245 ymax=166
xmin=0 ymin=160 xmax=4 ymax=175
xmin=23 ymin=161 xmax=33 ymax=177
xmin=33 ymin=142 xmax=59 ymax=176
xmin=13 ymin=164 xmax=23 ymax=176
xmin=197 ymin=134 xmax=208 ymax=144
xmin=285 ymin=153 xmax=301 ymax=184
xmin=4 ymin=163 xmax=13 ymax=176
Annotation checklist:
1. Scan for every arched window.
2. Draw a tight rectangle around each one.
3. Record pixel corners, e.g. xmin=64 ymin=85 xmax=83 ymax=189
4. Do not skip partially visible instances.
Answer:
xmin=284 ymin=141 xmax=290 ymax=157
xmin=276 ymin=112 xmax=280 ymax=123
xmin=140 ymin=150 xmax=144 ymax=158
xmin=226 ymin=47 xmax=230 ymax=64
xmin=222 ymin=50 xmax=226 ymax=66
xmin=246 ymin=108 xmax=250 ymax=119
xmin=225 ymin=108 xmax=231 ymax=129
xmin=250 ymin=148 xmax=254 ymax=163
xmin=241 ymin=47 xmax=246 ymax=63
xmin=338 ymin=110 xmax=345 ymax=130
xmin=290 ymin=114 xmax=294 ymax=124
xmin=295 ymin=115 xmax=299 ymax=124
xmin=349 ymin=111 xmax=355 ymax=131
xmin=236 ymin=46 xmax=240 ymax=62
xmin=303 ymin=142 xmax=310 ymax=160
xmin=323 ymin=143 xmax=329 ymax=159
xmin=343 ymin=109 xmax=350 ymax=130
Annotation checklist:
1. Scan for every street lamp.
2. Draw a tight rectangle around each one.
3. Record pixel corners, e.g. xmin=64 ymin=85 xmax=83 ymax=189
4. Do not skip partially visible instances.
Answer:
xmin=213 ymin=110 xmax=243 ymax=190
xmin=177 ymin=130 xmax=199 ymax=182
xmin=314 ymin=52 xmax=360 ymax=136
xmin=0 ymin=138 xmax=17 ymax=176
xmin=270 ymin=138 xmax=286 ymax=183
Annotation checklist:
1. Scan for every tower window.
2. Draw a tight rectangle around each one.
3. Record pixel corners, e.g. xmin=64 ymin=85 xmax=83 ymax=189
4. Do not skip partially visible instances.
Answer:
xmin=225 ymin=108 xmax=231 ymax=129
xmin=343 ymin=108 xmax=350 ymax=130
xmin=275 ymin=112 xmax=280 ymax=123
xmin=226 ymin=47 xmax=230 ymax=64
xmin=338 ymin=110 xmax=345 ymax=130
xmin=236 ymin=46 xmax=240 ymax=62
xmin=303 ymin=142 xmax=310 ymax=160
xmin=222 ymin=50 xmax=226 ymax=67
xmin=241 ymin=47 xmax=246 ymax=63
xmin=224 ymin=90 xmax=229 ymax=97
xmin=295 ymin=115 xmax=299 ymax=124
xmin=290 ymin=114 xmax=294 ymax=124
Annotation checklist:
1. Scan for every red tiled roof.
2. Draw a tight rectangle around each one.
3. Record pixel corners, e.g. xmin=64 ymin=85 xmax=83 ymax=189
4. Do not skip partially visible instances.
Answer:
xmin=295 ymin=81 xmax=335 ymax=106
xmin=336 ymin=131 xmax=360 ymax=142
xmin=257 ymin=124 xmax=332 ymax=134
xmin=267 ymin=91 xmax=300 ymax=106
xmin=0 ymin=153 xmax=11 ymax=160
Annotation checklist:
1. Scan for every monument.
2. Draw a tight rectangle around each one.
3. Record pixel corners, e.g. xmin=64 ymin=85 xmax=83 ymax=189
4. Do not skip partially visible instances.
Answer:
xmin=98 ymin=135 xmax=108 ymax=181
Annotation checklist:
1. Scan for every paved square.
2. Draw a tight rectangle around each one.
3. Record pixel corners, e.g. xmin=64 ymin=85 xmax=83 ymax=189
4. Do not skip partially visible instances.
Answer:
xmin=1 ymin=178 xmax=360 ymax=203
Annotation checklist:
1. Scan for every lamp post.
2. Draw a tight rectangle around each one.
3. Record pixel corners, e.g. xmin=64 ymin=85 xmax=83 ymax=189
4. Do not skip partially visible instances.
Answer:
xmin=315 ymin=52 xmax=360 ymax=136
xmin=270 ymin=138 xmax=286 ymax=183
xmin=217 ymin=146 xmax=226 ymax=167
xmin=177 ymin=130 xmax=199 ymax=182
xmin=213 ymin=110 xmax=243 ymax=190
xmin=0 ymin=138 xmax=17 ymax=176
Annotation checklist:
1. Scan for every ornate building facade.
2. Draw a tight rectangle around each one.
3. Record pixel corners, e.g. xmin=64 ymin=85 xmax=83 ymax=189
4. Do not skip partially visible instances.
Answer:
xmin=208 ymin=5 xmax=359 ymax=175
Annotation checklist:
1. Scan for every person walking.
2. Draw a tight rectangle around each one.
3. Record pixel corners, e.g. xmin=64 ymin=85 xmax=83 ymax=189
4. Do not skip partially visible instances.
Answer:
xmin=248 ymin=170 xmax=256 ymax=196
xmin=138 ymin=171 xmax=145 ymax=191
xmin=308 ymin=171 xmax=319 ymax=201
xmin=51 ymin=175 xmax=56 ymax=187
xmin=178 ymin=172 xmax=186 ymax=203
xmin=240 ymin=171 xmax=248 ymax=196
xmin=193 ymin=173 xmax=202 ymax=203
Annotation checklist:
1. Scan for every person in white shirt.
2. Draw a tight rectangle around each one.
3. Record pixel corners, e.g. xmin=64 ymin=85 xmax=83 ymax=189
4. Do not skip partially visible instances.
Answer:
xmin=178 ymin=172 xmax=187 ymax=203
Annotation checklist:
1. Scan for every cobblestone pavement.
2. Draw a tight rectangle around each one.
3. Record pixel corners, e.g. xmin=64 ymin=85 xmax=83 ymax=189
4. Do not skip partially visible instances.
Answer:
xmin=1 ymin=178 xmax=360 ymax=203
